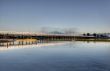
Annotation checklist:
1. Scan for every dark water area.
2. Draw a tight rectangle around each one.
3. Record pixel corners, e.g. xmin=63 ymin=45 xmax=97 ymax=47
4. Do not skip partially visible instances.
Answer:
xmin=0 ymin=42 xmax=110 ymax=71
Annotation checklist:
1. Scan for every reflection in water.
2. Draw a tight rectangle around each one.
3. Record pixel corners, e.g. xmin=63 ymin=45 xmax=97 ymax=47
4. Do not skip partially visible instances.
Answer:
xmin=0 ymin=42 xmax=71 ymax=51
xmin=0 ymin=41 xmax=110 ymax=71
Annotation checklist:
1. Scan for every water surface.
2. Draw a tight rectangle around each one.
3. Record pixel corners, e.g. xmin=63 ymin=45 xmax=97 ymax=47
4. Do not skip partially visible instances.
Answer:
xmin=0 ymin=42 xmax=110 ymax=71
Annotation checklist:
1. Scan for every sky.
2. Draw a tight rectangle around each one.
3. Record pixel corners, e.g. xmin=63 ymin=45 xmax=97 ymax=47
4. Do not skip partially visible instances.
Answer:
xmin=0 ymin=0 xmax=110 ymax=33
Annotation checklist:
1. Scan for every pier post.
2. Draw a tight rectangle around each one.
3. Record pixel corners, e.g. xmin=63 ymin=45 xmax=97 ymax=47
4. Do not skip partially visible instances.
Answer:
xmin=0 ymin=43 xmax=1 ymax=46
xmin=25 ymin=41 xmax=27 ymax=45
xmin=7 ymin=42 xmax=8 ymax=48
xmin=22 ymin=41 xmax=23 ymax=45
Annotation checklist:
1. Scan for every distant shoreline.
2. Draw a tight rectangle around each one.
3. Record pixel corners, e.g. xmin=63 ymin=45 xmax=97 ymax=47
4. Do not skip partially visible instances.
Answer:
xmin=75 ymin=39 xmax=110 ymax=42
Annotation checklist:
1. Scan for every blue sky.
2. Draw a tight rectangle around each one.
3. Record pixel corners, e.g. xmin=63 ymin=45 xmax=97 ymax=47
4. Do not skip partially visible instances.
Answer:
xmin=0 ymin=0 xmax=110 ymax=33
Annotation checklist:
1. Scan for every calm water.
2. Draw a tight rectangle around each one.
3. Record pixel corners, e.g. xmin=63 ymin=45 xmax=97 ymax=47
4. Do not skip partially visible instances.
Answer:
xmin=0 ymin=41 xmax=110 ymax=71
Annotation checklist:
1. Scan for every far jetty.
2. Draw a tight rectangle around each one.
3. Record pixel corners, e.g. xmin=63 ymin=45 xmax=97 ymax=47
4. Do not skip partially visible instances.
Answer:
xmin=0 ymin=32 xmax=110 ymax=47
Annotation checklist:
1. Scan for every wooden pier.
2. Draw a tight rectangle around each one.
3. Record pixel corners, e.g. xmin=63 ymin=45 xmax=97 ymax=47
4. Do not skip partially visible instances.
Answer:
xmin=0 ymin=32 xmax=110 ymax=47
